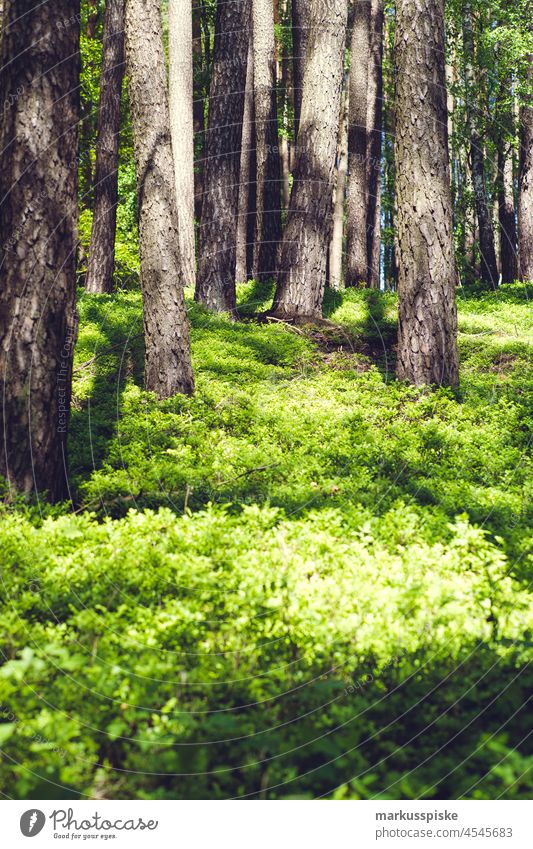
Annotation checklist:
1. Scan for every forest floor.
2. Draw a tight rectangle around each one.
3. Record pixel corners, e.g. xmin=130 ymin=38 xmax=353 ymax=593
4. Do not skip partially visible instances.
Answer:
xmin=0 ymin=283 xmax=532 ymax=799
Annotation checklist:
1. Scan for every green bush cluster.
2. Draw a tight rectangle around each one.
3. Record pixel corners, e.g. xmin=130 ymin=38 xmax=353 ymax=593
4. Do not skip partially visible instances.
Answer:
xmin=0 ymin=284 xmax=531 ymax=799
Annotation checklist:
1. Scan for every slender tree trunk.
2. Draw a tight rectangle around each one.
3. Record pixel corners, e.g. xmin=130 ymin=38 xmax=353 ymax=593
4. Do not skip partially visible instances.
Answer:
xmin=169 ymin=0 xmax=196 ymax=289
xmin=498 ymin=146 xmax=518 ymax=284
xmin=236 ymin=41 xmax=255 ymax=285
xmin=196 ymin=0 xmax=250 ymax=313
xmin=346 ymin=0 xmax=371 ymax=286
xmin=329 ymin=78 xmax=349 ymax=290
xmin=292 ymin=0 xmax=309 ymax=141
xmin=125 ymin=0 xmax=194 ymax=398
xmin=192 ymin=7 xmax=205 ymax=223
xmin=273 ymin=0 xmax=348 ymax=319
xmin=86 ymin=0 xmax=125 ymax=295
xmin=252 ymin=0 xmax=282 ymax=280
xmin=394 ymin=0 xmax=459 ymax=388
xmin=0 ymin=0 xmax=80 ymax=501
xmin=463 ymin=7 xmax=498 ymax=287
xmin=366 ymin=0 xmax=384 ymax=288
xmin=278 ymin=0 xmax=292 ymax=210
xmin=519 ymin=54 xmax=533 ymax=282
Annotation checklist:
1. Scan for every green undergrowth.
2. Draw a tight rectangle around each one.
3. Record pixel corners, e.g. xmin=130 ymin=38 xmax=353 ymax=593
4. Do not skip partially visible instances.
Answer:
xmin=0 ymin=283 xmax=531 ymax=799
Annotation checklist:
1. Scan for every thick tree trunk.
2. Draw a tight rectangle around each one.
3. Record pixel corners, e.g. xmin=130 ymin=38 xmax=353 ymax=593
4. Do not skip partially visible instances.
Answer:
xmin=498 ymin=146 xmax=518 ymax=284
xmin=0 ymin=0 xmax=80 ymax=501
xmin=196 ymin=0 xmax=250 ymax=313
xmin=346 ymin=0 xmax=371 ymax=286
xmin=236 ymin=41 xmax=255 ymax=285
xmin=85 ymin=0 xmax=125 ymax=295
xmin=366 ymin=0 xmax=384 ymax=288
xmin=125 ymin=0 xmax=194 ymax=398
xmin=252 ymin=0 xmax=282 ymax=280
xmin=272 ymin=0 xmax=348 ymax=319
xmin=463 ymin=8 xmax=498 ymax=287
xmin=329 ymin=78 xmax=349 ymax=290
xmin=394 ymin=0 xmax=459 ymax=388
xmin=169 ymin=0 xmax=196 ymax=289
xmin=519 ymin=54 xmax=533 ymax=282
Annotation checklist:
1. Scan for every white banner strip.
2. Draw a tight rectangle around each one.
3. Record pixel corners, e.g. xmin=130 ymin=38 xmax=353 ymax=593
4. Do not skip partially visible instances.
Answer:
xmin=2 ymin=799 xmax=532 ymax=848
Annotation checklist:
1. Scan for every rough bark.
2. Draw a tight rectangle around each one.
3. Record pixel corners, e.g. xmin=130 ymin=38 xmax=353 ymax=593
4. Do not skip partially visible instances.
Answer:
xmin=346 ymin=0 xmax=371 ymax=286
xmin=463 ymin=7 xmax=498 ymax=287
xmin=329 ymin=78 xmax=349 ymax=290
xmin=0 ymin=0 xmax=80 ymax=501
xmin=169 ymin=0 xmax=197 ymax=289
xmin=498 ymin=146 xmax=518 ymax=284
xmin=394 ymin=0 xmax=459 ymax=388
xmin=252 ymin=0 xmax=282 ymax=280
xmin=236 ymin=41 xmax=255 ymax=285
xmin=366 ymin=0 xmax=384 ymax=288
xmin=125 ymin=0 xmax=194 ymax=398
xmin=519 ymin=54 xmax=533 ymax=282
xmin=273 ymin=0 xmax=348 ymax=319
xmin=86 ymin=0 xmax=125 ymax=295
xmin=196 ymin=0 xmax=250 ymax=313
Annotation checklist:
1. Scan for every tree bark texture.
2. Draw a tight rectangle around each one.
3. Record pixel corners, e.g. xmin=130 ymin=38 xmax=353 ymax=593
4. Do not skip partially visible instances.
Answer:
xmin=519 ymin=54 xmax=533 ymax=282
xmin=86 ymin=0 xmax=125 ymax=295
xmin=346 ymin=0 xmax=371 ymax=286
xmin=273 ymin=0 xmax=348 ymax=319
xmin=0 ymin=0 xmax=80 ymax=501
xmin=169 ymin=0 xmax=197 ymax=289
xmin=125 ymin=0 xmax=194 ymax=398
xmin=394 ymin=0 xmax=459 ymax=388
xmin=196 ymin=0 xmax=250 ymax=313
xmin=252 ymin=0 xmax=282 ymax=280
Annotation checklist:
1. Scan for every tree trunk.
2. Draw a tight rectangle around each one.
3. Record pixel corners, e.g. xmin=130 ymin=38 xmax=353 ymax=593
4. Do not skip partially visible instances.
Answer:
xmin=463 ymin=7 xmax=498 ymax=287
xmin=272 ymin=0 xmax=348 ymax=319
xmin=292 ymin=0 xmax=309 ymax=141
xmin=0 ymin=0 xmax=80 ymax=501
xmin=252 ymin=0 xmax=282 ymax=280
xmin=346 ymin=0 xmax=371 ymax=286
xmin=278 ymin=0 xmax=292 ymax=210
xmin=169 ymin=0 xmax=197 ymax=289
xmin=394 ymin=0 xmax=459 ymax=388
xmin=85 ymin=0 xmax=125 ymax=295
xmin=498 ymin=146 xmax=518 ymax=284
xmin=125 ymin=0 xmax=194 ymax=398
xmin=366 ymin=0 xmax=384 ymax=288
xmin=236 ymin=41 xmax=255 ymax=285
xmin=329 ymin=77 xmax=349 ymax=290
xmin=196 ymin=0 xmax=250 ymax=313
xmin=192 ymin=7 xmax=205 ymax=223
xmin=519 ymin=54 xmax=533 ymax=282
